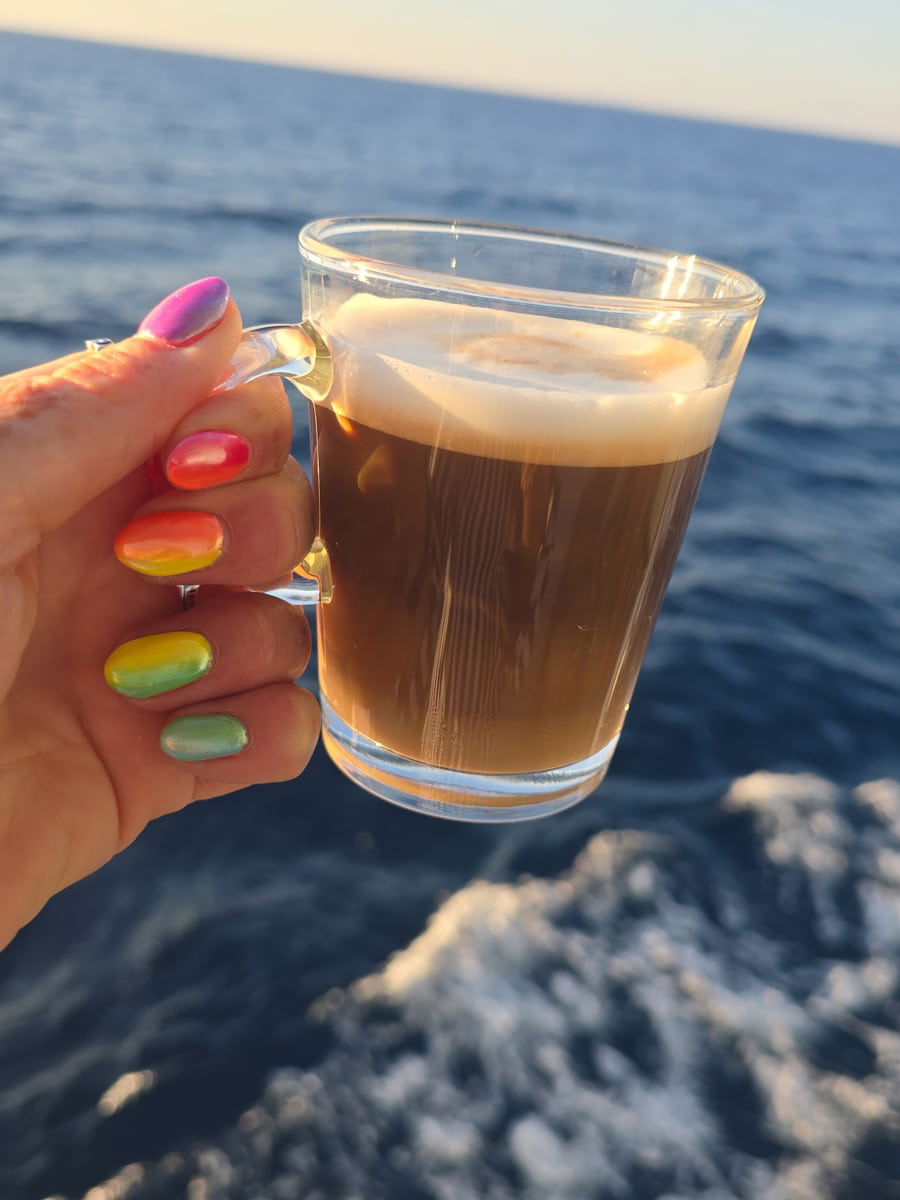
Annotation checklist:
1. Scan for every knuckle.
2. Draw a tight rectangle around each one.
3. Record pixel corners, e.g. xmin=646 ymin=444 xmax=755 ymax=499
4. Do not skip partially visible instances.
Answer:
xmin=277 ymin=691 xmax=319 ymax=778
xmin=281 ymin=454 xmax=309 ymax=487
xmin=53 ymin=342 xmax=153 ymax=394
xmin=243 ymin=375 xmax=290 ymax=420
xmin=243 ymin=592 xmax=310 ymax=677
xmin=284 ymin=606 xmax=312 ymax=674
xmin=285 ymin=459 xmax=315 ymax=536
xmin=3 ymin=373 xmax=67 ymax=422
xmin=293 ymin=689 xmax=321 ymax=746
xmin=182 ymin=376 xmax=289 ymax=437
xmin=274 ymin=467 xmax=314 ymax=571
xmin=242 ymin=594 xmax=285 ymax=675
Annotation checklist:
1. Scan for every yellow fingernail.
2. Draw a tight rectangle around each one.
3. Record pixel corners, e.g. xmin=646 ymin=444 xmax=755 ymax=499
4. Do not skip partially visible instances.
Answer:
xmin=104 ymin=631 xmax=213 ymax=698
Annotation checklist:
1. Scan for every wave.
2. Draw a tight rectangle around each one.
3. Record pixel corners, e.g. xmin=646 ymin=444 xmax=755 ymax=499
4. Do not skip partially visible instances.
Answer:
xmin=0 ymin=317 xmax=85 ymax=341
xmin=0 ymin=194 xmax=310 ymax=232
xmin=84 ymin=773 xmax=900 ymax=1200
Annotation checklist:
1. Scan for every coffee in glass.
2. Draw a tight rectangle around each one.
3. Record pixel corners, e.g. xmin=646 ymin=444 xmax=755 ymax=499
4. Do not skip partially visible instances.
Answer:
xmin=226 ymin=220 xmax=763 ymax=820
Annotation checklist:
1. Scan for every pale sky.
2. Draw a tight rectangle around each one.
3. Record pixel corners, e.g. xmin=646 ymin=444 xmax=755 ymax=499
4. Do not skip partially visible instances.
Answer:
xmin=2 ymin=0 xmax=899 ymax=145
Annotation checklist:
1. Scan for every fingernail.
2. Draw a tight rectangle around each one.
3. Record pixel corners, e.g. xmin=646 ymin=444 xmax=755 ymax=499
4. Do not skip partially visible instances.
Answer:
xmin=165 ymin=430 xmax=251 ymax=490
xmin=160 ymin=713 xmax=249 ymax=761
xmin=104 ymin=631 xmax=213 ymax=699
xmin=114 ymin=511 xmax=224 ymax=577
xmin=137 ymin=277 xmax=230 ymax=347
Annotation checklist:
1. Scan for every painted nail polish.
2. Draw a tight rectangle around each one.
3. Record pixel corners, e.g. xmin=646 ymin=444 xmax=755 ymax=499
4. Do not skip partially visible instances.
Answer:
xmin=160 ymin=713 xmax=249 ymax=761
xmin=137 ymin=277 xmax=230 ymax=347
xmin=104 ymin=631 xmax=213 ymax=699
xmin=165 ymin=430 xmax=251 ymax=490
xmin=114 ymin=511 xmax=224 ymax=577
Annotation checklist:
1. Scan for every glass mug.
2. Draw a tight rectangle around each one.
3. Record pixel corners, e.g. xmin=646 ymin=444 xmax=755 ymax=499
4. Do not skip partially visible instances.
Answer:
xmin=226 ymin=218 xmax=763 ymax=822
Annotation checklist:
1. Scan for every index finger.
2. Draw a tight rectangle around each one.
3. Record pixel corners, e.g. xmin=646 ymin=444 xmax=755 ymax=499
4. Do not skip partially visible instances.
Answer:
xmin=161 ymin=375 xmax=293 ymax=491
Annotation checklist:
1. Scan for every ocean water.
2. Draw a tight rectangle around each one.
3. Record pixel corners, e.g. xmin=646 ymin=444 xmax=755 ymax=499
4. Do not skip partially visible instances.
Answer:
xmin=1 ymin=30 xmax=899 ymax=1200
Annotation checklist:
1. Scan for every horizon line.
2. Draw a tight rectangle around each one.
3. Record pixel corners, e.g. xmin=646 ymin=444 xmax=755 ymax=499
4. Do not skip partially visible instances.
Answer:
xmin=3 ymin=25 xmax=900 ymax=152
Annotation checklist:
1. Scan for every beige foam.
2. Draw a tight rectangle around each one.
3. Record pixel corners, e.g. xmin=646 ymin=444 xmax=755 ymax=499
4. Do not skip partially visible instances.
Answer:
xmin=323 ymin=295 xmax=730 ymax=467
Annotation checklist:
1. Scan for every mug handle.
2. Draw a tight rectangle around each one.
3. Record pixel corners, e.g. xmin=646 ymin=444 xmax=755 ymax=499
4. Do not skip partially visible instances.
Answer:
xmin=216 ymin=321 xmax=335 ymax=606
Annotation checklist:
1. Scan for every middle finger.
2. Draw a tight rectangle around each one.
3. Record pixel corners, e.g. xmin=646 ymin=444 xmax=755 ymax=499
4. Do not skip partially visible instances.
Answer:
xmin=113 ymin=456 xmax=313 ymax=587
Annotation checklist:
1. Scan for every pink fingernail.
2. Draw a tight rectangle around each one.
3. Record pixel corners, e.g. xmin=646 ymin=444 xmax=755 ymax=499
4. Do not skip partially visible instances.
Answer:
xmin=137 ymin=277 xmax=230 ymax=348
xmin=165 ymin=430 xmax=251 ymax=490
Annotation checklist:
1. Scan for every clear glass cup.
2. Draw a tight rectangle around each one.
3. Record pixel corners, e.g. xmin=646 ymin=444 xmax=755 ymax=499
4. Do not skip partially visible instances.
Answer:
xmin=234 ymin=218 xmax=763 ymax=822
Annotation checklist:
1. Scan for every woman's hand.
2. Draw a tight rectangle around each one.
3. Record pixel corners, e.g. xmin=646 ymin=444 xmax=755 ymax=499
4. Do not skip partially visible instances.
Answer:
xmin=0 ymin=278 xmax=320 ymax=948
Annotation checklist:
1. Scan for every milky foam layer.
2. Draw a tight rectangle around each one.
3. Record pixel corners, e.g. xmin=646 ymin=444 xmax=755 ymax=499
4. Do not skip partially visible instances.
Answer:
xmin=323 ymin=295 xmax=731 ymax=466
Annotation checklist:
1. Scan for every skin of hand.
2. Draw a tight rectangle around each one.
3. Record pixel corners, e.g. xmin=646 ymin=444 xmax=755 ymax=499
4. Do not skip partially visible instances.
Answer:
xmin=0 ymin=278 xmax=320 ymax=949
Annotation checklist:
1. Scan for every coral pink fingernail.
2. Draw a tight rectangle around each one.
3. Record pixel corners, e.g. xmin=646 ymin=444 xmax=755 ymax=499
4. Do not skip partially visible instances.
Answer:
xmin=165 ymin=430 xmax=251 ymax=490
xmin=137 ymin=277 xmax=230 ymax=347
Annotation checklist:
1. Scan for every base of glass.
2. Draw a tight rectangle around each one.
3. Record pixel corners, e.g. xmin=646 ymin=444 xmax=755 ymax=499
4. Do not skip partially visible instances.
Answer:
xmin=321 ymin=698 xmax=619 ymax=823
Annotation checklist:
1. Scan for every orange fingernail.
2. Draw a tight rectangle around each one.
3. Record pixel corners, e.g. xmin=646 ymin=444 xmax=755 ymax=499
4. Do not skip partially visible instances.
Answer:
xmin=114 ymin=511 xmax=224 ymax=577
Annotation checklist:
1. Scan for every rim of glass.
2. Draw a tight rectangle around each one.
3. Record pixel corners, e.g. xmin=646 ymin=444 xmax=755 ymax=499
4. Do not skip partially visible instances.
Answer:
xmin=298 ymin=216 xmax=764 ymax=314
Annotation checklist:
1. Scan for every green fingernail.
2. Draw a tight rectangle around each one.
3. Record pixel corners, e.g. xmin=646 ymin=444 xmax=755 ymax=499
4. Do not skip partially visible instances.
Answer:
xmin=160 ymin=713 xmax=249 ymax=761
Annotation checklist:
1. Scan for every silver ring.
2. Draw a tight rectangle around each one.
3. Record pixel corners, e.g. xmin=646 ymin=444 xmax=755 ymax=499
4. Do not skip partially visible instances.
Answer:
xmin=84 ymin=338 xmax=115 ymax=352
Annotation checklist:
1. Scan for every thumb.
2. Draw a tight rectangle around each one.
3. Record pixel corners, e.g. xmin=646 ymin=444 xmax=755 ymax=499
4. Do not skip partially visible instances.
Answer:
xmin=2 ymin=277 xmax=243 ymax=537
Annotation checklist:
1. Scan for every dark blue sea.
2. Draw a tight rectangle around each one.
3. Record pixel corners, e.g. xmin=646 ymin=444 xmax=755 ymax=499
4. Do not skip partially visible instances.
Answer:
xmin=1 ymin=30 xmax=899 ymax=1200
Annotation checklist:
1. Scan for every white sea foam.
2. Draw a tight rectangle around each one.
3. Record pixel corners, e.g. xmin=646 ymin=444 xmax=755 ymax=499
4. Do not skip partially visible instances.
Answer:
xmin=324 ymin=295 xmax=730 ymax=466
xmin=106 ymin=773 xmax=900 ymax=1200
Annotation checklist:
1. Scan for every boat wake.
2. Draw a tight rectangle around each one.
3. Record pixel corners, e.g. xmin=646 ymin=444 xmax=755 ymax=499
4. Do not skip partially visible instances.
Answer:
xmin=91 ymin=773 xmax=900 ymax=1200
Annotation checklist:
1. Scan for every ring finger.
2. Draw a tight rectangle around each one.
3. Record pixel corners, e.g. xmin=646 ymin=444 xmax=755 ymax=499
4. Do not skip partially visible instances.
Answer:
xmin=103 ymin=591 xmax=312 ymax=710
